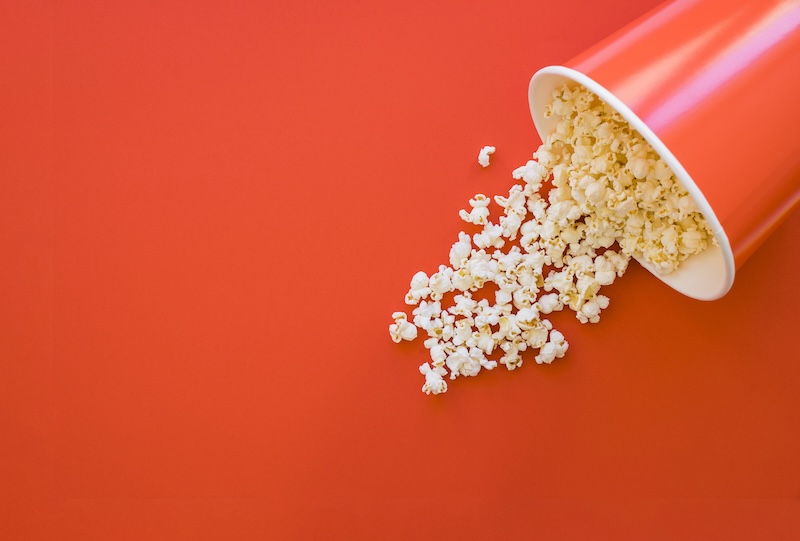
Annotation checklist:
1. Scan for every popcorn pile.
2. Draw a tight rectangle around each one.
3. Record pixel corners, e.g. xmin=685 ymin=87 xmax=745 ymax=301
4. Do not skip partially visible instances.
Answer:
xmin=390 ymin=84 xmax=717 ymax=395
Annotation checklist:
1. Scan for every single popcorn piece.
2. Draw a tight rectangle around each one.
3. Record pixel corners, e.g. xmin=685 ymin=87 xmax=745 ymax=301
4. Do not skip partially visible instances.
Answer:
xmin=535 ymin=329 xmax=568 ymax=364
xmin=428 ymin=265 xmax=454 ymax=300
xmin=536 ymin=292 xmax=563 ymax=314
xmin=459 ymin=193 xmax=492 ymax=225
xmin=513 ymin=160 xmax=548 ymax=190
xmin=392 ymin=81 xmax=716 ymax=394
xmin=449 ymin=232 xmax=472 ymax=268
xmin=389 ymin=312 xmax=417 ymax=343
xmin=473 ymin=222 xmax=505 ymax=250
xmin=478 ymin=145 xmax=496 ymax=167
xmin=405 ymin=271 xmax=431 ymax=305
xmin=419 ymin=363 xmax=448 ymax=395
xmin=412 ymin=300 xmax=442 ymax=330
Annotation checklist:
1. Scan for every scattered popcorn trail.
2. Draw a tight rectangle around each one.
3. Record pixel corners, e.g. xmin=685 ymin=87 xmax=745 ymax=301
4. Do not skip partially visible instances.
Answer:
xmin=478 ymin=145 xmax=496 ymax=167
xmin=392 ymin=84 xmax=716 ymax=394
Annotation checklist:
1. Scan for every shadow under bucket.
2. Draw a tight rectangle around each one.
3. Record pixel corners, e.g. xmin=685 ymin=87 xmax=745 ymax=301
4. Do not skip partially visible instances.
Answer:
xmin=528 ymin=0 xmax=800 ymax=301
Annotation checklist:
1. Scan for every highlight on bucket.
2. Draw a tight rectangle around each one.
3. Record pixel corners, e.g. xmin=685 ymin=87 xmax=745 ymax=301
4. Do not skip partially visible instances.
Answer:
xmin=528 ymin=0 xmax=800 ymax=301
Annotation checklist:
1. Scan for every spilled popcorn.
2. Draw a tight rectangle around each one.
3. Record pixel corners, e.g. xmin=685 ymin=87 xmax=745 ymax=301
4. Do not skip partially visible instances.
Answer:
xmin=392 ymin=83 xmax=717 ymax=394
xmin=478 ymin=145 xmax=496 ymax=167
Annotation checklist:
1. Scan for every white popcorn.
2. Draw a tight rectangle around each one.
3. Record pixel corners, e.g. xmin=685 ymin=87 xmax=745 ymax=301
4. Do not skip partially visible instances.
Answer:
xmin=428 ymin=267 xmax=454 ymax=300
xmin=449 ymin=231 xmax=473 ymax=269
xmin=446 ymin=346 xmax=481 ymax=379
xmin=478 ymin=145 xmax=496 ymax=167
xmin=466 ymin=250 xmax=498 ymax=288
xmin=523 ymin=318 xmax=551 ymax=349
xmin=628 ymin=156 xmax=650 ymax=180
xmin=473 ymin=223 xmax=505 ymax=250
xmin=593 ymin=255 xmax=617 ymax=286
xmin=405 ymin=271 xmax=431 ymax=305
xmin=499 ymin=339 xmax=524 ymax=370
xmin=519 ymin=220 xmax=541 ymax=250
xmin=536 ymin=292 xmax=563 ymax=314
xmin=459 ymin=194 xmax=491 ymax=225
xmin=500 ymin=210 xmax=525 ymax=240
xmin=495 ymin=289 xmax=513 ymax=307
xmin=449 ymin=293 xmax=477 ymax=317
xmin=389 ymin=312 xmax=418 ymax=343
xmin=474 ymin=299 xmax=502 ymax=327
xmin=512 ymin=285 xmax=538 ymax=309
xmin=473 ymin=328 xmax=496 ymax=354
xmin=515 ymin=257 xmax=543 ymax=286
xmin=515 ymin=307 xmax=541 ymax=330
xmin=451 ymin=318 xmax=475 ymax=347
xmin=425 ymin=311 xmax=455 ymax=342
xmin=535 ymin=330 xmax=568 ymax=364
xmin=470 ymin=346 xmax=497 ymax=371
xmin=575 ymin=274 xmax=600 ymax=303
xmin=495 ymin=184 xmax=527 ymax=214
xmin=494 ymin=245 xmax=524 ymax=272
xmin=512 ymin=160 xmax=548 ymax=191
xmin=428 ymin=342 xmax=448 ymax=367
xmin=576 ymin=299 xmax=601 ymax=324
xmin=585 ymin=180 xmax=607 ymax=205
xmin=412 ymin=300 xmax=442 ymax=330
xmin=494 ymin=313 xmax=521 ymax=341
xmin=420 ymin=363 xmax=448 ymax=395
xmin=451 ymin=268 xmax=474 ymax=292
xmin=526 ymin=194 xmax=548 ymax=220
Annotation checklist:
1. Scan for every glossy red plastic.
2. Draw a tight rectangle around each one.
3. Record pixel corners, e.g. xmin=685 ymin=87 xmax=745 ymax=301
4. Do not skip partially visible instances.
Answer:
xmin=530 ymin=0 xmax=800 ymax=300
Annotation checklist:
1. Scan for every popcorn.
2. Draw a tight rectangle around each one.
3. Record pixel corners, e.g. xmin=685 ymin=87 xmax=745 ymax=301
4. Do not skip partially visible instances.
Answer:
xmin=523 ymin=318 xmax=551 ymax=350
xmin=495 ymin=313 xmax=521 ymax=342
xmin=405 ymin=271 xmax=431 ymax=305
xmin=474 ymin=328 xmax=496 ymax=354
xmin=515 ymin=306 xmax=541 ymax=330
xmin=512 ymin=160 xmax=548 ymax=191
xmin=449 ymin=293 xmax=477 ymax=317
xmin=420 ymin=363 xmax=448 ymax=395
xmin=585 ymin=180 xmax=607 ymax=205
xmin=445 ymin=346 xmax=481 ymax=379
xmin=449 ymin=232 xmax=472 ymax=268
xmin=478 ymin=145 xmax=496 ymax=167
xmin=536 ymin=292 xmax=563 ymax=314
xmin=451 ymin=318 xmax=474 ymax=347
xmin=535 ymin=330 xmax=568 ymax=364
xmin=428 ymin=342 xmax=448 ymax=367
xmin=576 ymin=299 xmax=602 ymax=324
xmin=451 ymin=268 xmax=474 ymax=292
xmin=499 ymin=340 xmax=524 ymax=370
xmin=459 ymin=194 xmax=491 ymax=225
xmin=428 ymin=266 xmax=454 ymax=300
xmin=412 ymin=300 xmax=442 ymax=330
xmin=389 ymin=312 xmax=418 ymax=343
xmin=466 ymin=250 xmax=498 ymax=288
xmin=473 ymin=222 xmax=505 ymax=249
xmin=474 ymin=299 xmax=502 ymax=328
xmin=392 ymin=82 xmax=716 ymax=394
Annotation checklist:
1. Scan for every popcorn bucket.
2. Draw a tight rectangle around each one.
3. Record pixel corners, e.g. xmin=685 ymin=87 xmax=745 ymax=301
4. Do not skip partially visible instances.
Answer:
xmin=529 ymin=0 xmax=800 ymax=300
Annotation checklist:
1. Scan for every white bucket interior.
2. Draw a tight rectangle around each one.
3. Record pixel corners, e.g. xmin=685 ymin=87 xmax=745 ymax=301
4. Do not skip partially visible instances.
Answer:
xmin=528 ymin=66 xmax=735 ymax=301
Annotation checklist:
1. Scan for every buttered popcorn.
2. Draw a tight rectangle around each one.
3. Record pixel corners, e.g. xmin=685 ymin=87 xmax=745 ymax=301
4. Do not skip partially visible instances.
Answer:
xmin=391 ymin=83 xmax=716 ymax=394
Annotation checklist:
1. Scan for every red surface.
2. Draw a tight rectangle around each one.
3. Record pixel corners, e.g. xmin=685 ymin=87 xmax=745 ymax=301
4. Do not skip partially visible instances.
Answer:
xmin=2 ymin=0 xmax=800 ymax=539
xmin=568 ymin=0 xmax=800 ymax=267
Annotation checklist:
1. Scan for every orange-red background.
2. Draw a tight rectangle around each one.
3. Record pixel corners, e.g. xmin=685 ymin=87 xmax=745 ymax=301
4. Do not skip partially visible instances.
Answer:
xmin=2 ymin=0 xmax=799 ymax=538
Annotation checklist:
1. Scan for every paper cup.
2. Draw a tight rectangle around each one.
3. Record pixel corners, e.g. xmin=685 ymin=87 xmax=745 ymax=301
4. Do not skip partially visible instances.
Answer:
xmin=528 ymin=0 xmax=800 ymax=300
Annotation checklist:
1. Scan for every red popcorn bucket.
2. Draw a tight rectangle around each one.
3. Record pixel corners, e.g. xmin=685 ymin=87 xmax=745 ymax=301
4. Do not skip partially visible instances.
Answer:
xmin=528 ymin=0 xmax=800 ymax=300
